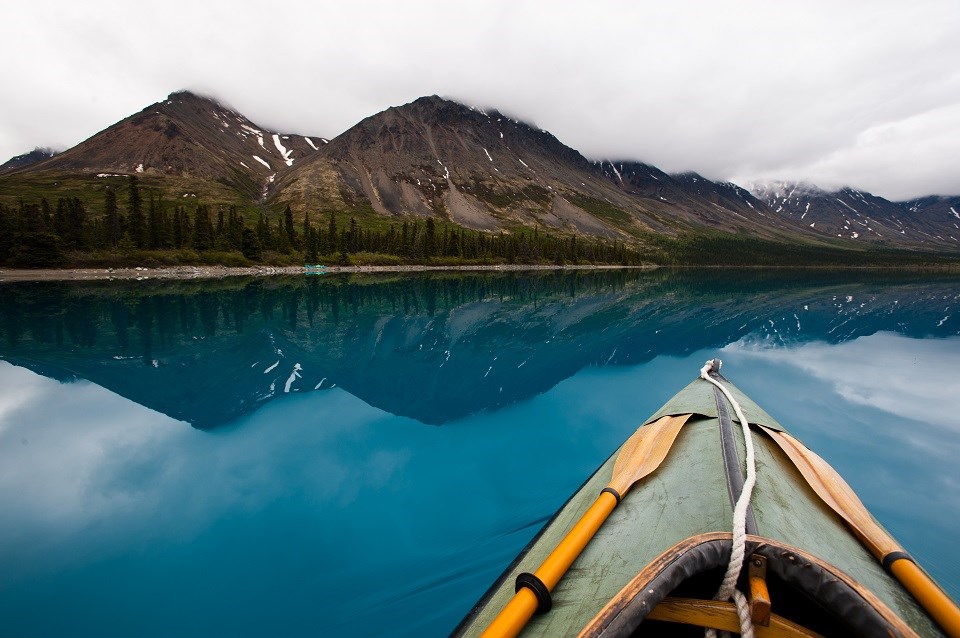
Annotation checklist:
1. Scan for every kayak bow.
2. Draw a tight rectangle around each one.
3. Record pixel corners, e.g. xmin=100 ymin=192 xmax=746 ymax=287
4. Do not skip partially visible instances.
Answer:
xmin=457 ymin=364 xmax=960 ymax=638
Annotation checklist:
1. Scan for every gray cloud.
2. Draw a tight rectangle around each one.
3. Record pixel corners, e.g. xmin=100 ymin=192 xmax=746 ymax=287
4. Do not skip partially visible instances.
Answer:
xmin=2 ymin=0 xmax=958 ymax=200
xmin=725 ymin=332 xmax=960 ymax=426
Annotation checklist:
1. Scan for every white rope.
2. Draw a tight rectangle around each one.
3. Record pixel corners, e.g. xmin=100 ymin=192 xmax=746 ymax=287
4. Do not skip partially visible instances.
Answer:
xmin=700 ymin=358 xmax=756 ymax=638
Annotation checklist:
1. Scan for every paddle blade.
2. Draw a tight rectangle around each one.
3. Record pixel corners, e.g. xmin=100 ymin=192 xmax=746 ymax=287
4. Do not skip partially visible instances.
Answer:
xmin=609 ymin=414 xmax=691 ymax=496
xmin=760 ymin=426 xmax=898 ymax=559
xmin=481 ymin=414 xmax=691 ymax=638
xmin=763 ymin=426 xmax=960 ymax=637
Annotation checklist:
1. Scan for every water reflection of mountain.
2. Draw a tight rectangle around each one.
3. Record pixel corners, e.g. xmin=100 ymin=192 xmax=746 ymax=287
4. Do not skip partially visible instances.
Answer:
xmin=1 ymin=270 xmax=958 ymax=428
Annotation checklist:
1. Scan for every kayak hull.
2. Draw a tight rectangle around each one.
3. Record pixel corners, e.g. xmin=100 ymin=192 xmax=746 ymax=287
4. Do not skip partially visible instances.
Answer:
xmin=455 ymin=374 xmax=946 ymax=637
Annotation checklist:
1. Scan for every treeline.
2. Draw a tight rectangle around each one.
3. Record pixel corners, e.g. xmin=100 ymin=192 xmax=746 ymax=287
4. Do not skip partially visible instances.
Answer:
xmin=0 ymin=176 xmax=645 ymax=268
xmin=647 ymin=231 xmax=960 ymax=268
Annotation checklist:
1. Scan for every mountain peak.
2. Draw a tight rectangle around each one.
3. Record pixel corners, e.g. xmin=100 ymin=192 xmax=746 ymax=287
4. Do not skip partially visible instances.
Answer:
xmin=166 ymin=89 xmax=224 ymax=106
xmin=748 ymin=179 xmax=824 ymax=199
xmin=0 ymin=147 xmax=58 ymax=175
xmin=389 ymin=95 xmax=480 ymax=124
xmin=409 ymin=94 xmax=450 ymax=107
xmin=25 ymin=89 xmax=323 ymax=195
xmin=167 ymin=89 xmax=201 ymax=101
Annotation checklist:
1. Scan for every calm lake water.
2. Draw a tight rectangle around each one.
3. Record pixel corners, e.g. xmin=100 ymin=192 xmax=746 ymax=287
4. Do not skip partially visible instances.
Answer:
xmin=0 ymin=269 xmax=958 ymax=636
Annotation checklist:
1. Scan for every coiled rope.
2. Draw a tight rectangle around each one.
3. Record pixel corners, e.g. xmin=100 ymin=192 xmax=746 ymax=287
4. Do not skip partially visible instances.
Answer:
xmin=700 ymin=359 xmax=756 ymax=638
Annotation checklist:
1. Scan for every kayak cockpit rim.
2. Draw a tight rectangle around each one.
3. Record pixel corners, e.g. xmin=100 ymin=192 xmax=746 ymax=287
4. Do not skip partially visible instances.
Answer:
xmin=578 ymin=532 xmax=918 ymax=638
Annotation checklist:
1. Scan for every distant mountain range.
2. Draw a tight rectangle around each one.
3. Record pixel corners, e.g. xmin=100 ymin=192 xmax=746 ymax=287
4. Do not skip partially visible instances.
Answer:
xmin=2 ymin=90 xmax=959 ymax=252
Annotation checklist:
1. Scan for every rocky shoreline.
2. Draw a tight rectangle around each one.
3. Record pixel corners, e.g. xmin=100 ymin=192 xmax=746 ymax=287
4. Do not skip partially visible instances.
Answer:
xmin=0 ymin=264 xmax=640 ymax=282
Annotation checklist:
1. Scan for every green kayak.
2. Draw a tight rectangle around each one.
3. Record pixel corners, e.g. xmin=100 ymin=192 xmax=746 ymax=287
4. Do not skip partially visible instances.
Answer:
xmin=454 ymin=362 xmax=960 ymax=637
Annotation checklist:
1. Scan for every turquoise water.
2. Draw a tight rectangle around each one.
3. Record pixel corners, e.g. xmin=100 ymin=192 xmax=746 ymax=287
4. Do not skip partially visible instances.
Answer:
xmin=0 ymin=270 xmax=958 ymax=636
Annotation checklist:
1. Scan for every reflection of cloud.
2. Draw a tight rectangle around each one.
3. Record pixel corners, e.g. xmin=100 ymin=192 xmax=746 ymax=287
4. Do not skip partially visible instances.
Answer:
xmin=0 ymin=356 xmax=626 ymax=634
xmin=0 ymin=360 xmax=417 ymax=576
xmin=0 ymin=367 xmax=47 ymax=432
xmin=725 ymin=332 xmax=960 ymax=426
xmin=0 ymin=362 xmax=186 ymax=548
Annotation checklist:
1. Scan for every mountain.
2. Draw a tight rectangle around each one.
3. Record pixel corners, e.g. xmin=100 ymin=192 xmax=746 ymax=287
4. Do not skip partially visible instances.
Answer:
xmin=6 ymin=90 xmax=326 ymax=202
xmin=274 ymin=96 xmax=799 ymax=240
xmin=275 ymin=96 xmax=638 ymax=235
xmin=0 ymin=147 xmax=57 ymax=175
xmin=751 ymin=181 xmax=960 ymax=248
xmin=901 ymin=196 xmax=960 ymax=242
xmin=594 ymin=162 xmax=792 ymax=236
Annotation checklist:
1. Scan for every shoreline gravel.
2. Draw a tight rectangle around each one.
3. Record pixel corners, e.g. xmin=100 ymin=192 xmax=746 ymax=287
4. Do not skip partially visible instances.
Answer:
xmin=0 ymin=264 xmax=641 ymax=282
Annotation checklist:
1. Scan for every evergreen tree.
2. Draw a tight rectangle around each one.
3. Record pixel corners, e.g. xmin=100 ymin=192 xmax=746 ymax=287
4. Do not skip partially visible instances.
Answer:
xmin=302 ymin=211 xmax=311 ymax=250
xmin=303 ymin=212 xmax=319 ymax=263
xmin=348 ymin=217 xmax=359 ymax=253
xmin=425 ymin=217 xmax=436 ymax=259
xmin=54 ymin=197 xmax=68 ymax=239
xmin=411 ymin=221 xmax=423 ymax=260
xmin=305 ymin=225 xmax=319 ymax=263
xmin=400 ymin=221 xmax=411 ymax=259
xmin=284 ymin=205 xmax=297 ymax=249
xmin=158 ymin=200 xmax=173 ymax=249
xmin=172 ymin=207 xmax=183 ymax=248
xmin=215 ymin=209 xmax=226 ymax=248
xmin=452 ymin=230 xmax=463 ymax=258
xmin=104 ymin=188 xmax=121 ymax=247
xmin=256 ymin=213 xmax=271 ymax=251
xmin=241 ymin=227 xmax=262 ymax=261
xmin=147 ymin=193 xmax=160 ymax=248
xmin=276 ymin=218 xmax=291 ymax=253
xmin=40 ymin=197 xmax=52 ymax=228
xmin=65 ymin=198 xmax=86 ymax=249
xmin=0 ymin=203 xmax=14 ymax=263
xmin=193 ymin=205 xmax=213 ymax=250
xmin=175 ymin=205 xmax=192 ymax=249
xmin=11 ymin=202 xmax=65 ymax=267
xmin=554 ymin=242 xmax=566 ymax=266
xmin=326 ymin=212 xmax=337 ymax=254
xmin=227 ymin=207 xmax=244 ymax=250
xmin=127 ymin=176 xmax=146 ymax=248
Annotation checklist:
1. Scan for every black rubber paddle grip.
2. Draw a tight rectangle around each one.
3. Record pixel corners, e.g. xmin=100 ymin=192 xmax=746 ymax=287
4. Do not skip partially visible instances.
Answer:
xmin=882 ymin=551 xmax=914 ymax=573
xmin=600 ymin=487 xmax=622 ymax=505
xmin=515 ymin=572 xmax=552 ymax=614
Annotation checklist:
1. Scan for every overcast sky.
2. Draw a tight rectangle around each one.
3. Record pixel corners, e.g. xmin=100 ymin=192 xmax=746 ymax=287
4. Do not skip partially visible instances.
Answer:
xmin=2 ymin=0 xmax=959 ymax=200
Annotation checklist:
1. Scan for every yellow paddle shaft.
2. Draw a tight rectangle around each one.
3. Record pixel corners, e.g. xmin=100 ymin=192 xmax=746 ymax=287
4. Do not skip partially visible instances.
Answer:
xmin=761 ymin=426 xmax=960 ymax=637
xmin=480 ymin=490 xmax=619 ymax=638
xmin=889 ymin=558 xmax=960 ymax=638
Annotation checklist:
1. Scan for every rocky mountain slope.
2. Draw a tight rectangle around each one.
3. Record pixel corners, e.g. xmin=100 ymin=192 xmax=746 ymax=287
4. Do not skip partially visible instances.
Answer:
xmin=595 ymin=161 xmax=794 ymax=235
xmin=751 ymin=181 xmax=960 ymax=248
xmin=275 ymin=96 xmax=643 ymax=235
xmin=5 ymin=91 xmax=326 ymax=201
xmin=902 ymin=195 xmax=960 ymax=242
xmin=273 ymin=96 xmax=804 ymax=241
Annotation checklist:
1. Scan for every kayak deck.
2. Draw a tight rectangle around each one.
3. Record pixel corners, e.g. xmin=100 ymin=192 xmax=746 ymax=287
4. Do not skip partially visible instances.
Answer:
xmin=455 ymin=375 xmax=944 ymax=636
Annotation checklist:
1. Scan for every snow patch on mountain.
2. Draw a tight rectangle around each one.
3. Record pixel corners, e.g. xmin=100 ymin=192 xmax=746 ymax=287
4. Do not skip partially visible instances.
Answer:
xmin=272 ymin=134 xmax=294 ymax=166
